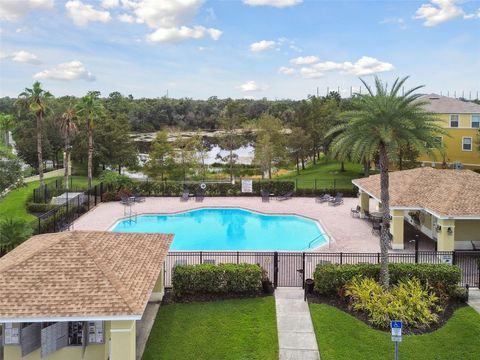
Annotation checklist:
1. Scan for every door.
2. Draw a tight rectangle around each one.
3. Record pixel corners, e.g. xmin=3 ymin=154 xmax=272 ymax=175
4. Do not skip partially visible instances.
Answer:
xmin=276 ymin=253 xmax=304 ymax=287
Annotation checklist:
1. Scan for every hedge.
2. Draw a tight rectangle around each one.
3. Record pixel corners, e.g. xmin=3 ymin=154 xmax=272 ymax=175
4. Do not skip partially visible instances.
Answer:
xmin=172 ymin=263 xmax=262 ymax=298
xmin=26 ymin=202 xmax=58 ymax=213
xmin=313 ymin=263 xmax=462 ymax=295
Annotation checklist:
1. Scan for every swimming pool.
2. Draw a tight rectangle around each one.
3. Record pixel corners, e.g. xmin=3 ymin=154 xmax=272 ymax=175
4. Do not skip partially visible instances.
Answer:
xmin=111 ymin=208 xmax=328 ymax=251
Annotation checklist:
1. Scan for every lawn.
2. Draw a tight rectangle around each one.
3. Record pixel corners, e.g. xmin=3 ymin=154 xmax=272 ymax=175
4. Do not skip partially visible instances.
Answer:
xmin=0 ymin=176 xmax=94 ymax=223
xmin=310 ymin=303 xmax=480 ymax=360
xmin=276 ymin=161 xmax=364 ymax=189
xmin=142 ymin=297 xmax=278 ymax=360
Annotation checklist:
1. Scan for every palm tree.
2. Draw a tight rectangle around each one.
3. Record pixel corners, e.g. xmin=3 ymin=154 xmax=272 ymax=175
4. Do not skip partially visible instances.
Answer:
xmin=327 ymin=76 xmax=447 ymax=288
xmin=59 ymin=107 xmax=77 ymax=190
xmin=17 ymin=82 xmax=53 ymax=185
xmin=75 ymin=92 xmax=104 ymax=188
xmin=0 ymin=218 xmax=33 ymax=249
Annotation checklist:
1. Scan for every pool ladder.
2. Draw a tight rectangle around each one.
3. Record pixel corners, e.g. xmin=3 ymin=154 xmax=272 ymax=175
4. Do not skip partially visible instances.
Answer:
xmin=307 ymin=234 xmax=325 ymax=249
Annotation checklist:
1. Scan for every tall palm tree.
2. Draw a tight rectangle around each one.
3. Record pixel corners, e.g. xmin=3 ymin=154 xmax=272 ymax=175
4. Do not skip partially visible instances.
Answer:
xmin=75 ymin=92 xmax=104 ymax=188
xmin=327 ymin=76 xmax=447 ymax=288
xmin=17 ymin=82 xmax=53 ymax=185
xmin=59 ymin=107 xmax=77 ymax=190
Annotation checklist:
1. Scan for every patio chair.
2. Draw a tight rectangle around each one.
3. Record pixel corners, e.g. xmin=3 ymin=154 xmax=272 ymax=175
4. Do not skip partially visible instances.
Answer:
xmin=372 ymin=220 xmax=381 ymax=236
xmin=132 ymin=191 xmax=145 ymax=203
xmin=351 ymin=205 xmax=361 ymax=218
xmin=195 ymin=189 xmax=205 ymax=202
xmin=315 ymin=194 xmax=333 ymax=203
xmin=328 ymin=193 xmax=344 ymax=206
xmin=180 ymin=189 xmax=189 ymax=202
xmin=120 ymin=196 xmax=132 ymax=205
xmin=276 ymin=191 xmax=293 ymax=201
xmin=260 ymin=189 xmax=270 ymax=202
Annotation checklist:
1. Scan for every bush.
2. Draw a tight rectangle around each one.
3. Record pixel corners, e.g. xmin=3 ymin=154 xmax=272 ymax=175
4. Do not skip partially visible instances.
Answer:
xmin=313 ymin=263 xmax=461 ymax=295
xmin=294 ymin=188 xmax=358 ymax=197
xmin=172 ymin=263 xmax=262 ymax=298
xmin=26 ymin=202 xmax=57 ymax=213
xmin=345 ymin=277 xmax=443 ymax=329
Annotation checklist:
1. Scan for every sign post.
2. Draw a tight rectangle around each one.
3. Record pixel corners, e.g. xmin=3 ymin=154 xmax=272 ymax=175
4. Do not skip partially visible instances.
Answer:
xmin=390 ymin=320 xmax=402 ymax=360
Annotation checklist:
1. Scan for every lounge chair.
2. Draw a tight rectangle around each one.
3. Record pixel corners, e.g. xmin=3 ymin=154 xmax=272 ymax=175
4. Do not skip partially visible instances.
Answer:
xmin=276 ymin=191 xmax=293 ymax=201
xmin=315 ymin=194 xmax=333 ymax=203
xmin=328 ymin=193 xmax=344 ymax=206
xmin=180 ymin=189 xmax=189 ymax=202
xmin=195 ymin=189 xmax=204 ymax=202
xmin=351 ymin=205 xmax=361 ymax=217
xmin=132 ymin=191 xmax=145 ymax=203
xmin=260 ymin=189 xmax=270 ymax=202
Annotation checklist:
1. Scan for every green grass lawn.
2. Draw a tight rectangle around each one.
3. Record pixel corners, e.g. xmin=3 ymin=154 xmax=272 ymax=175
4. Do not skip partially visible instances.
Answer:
xmin=142 ymin=297 xmax=278 ymax=360
xmin=310 ymin=303 xmax=480 ymax=360
xmin=0 ymin=176 xmax=94 ymax=223
xmin=276 ymin=161 xmax=364 ymax=189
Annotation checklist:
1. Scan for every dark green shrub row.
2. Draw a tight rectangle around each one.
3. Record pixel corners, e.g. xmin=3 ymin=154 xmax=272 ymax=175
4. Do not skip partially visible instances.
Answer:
xmin=313 ymin=263 xmax=461 ymax=295
xmin=135 ymin=180 xmax=295 ymax=197
xmin=294 ymin=188 xmax=358 ymax=197
xmin=172 ymin=263 xmax=262 ymax=298
xmin=26 ymin=202 xmax=58 ymax=213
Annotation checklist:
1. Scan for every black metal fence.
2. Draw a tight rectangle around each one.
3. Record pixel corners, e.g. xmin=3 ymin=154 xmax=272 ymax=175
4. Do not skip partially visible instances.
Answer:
xmin=32 ymin=178 xmax=91 ymax=203
xmin=165 ymin=251 xmax=480 ymax=289
xmin=29 ymin=183 xmax=107 ymax=234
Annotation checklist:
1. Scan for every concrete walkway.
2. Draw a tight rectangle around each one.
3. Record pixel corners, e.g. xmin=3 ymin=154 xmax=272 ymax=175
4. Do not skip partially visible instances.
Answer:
xmin=135 ymin=303 xmax=160 ymax=360
xmin=468 ymin=288 xmax=480 ymax=314
xmin=275 ymin=288 xmax=320 ymax=360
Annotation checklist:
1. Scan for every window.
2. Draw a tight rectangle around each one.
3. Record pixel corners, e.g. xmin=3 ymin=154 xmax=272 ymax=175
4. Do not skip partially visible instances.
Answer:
xmin=450 ymin=114 xmax=459 ymax=128
xmin=427 ymin=137 xmax=443 ymax=149
xmin=472 ymin=114 xmax=480 ymax=128
xmin=462 ymin=137 xmax=472 ymax=151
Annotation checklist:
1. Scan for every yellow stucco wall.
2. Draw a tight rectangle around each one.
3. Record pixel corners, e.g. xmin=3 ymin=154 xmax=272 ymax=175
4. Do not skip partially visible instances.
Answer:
xmin=2 ymin=321 xmax=114 ymax=360
xmin=110 ymin=320 xmax=136 ymax=360
xmin=437 ymin=219 xmax=456 ymax=251
xmin=454 ymin=220 xmax=480 ymax=242
xmin=418 ymin=113 xmax=480 ymax=168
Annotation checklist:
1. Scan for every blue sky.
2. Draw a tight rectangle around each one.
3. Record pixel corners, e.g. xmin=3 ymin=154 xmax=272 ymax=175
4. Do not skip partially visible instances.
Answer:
xmin=1 ymin=0 xmax=479 ymax=99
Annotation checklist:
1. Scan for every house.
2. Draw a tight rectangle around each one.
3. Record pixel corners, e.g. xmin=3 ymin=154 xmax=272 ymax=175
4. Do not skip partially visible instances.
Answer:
xmin=0 ymin=231 xmax=172 ymax=360
xmin=353 ymin=167 xmax=480 ymax=251
xmin=417 ymin=94 xmax=480 ymax=169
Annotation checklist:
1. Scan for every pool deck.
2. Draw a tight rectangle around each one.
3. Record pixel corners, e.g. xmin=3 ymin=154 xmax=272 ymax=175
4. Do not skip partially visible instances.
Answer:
xmin=73 ymin=197 xmax=381 ymax=252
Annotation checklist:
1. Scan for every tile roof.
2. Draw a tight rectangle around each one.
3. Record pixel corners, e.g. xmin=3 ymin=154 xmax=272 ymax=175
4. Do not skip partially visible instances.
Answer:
xmin=353 ymin=167 xmax=480 ymax=218
xmin=0 ymin=231 xmax=172 ymax=321
xmin=418 ymin=94 xmax=480 ymax=114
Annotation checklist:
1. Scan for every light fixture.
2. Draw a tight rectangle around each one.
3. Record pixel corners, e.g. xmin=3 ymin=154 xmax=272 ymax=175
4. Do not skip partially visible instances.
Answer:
xmin=436 ymin=225 xmax=442 ymax=233
xmin=447 ymin=227 xmax=453 ymax=235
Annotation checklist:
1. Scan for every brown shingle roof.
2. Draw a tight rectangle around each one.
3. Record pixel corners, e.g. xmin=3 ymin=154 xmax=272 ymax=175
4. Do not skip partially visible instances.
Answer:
xmin=352 ymin=168 xmax=480 ymax=218
xmin=0 ymin=231 xmax=172 ymax=321
xmin=418 ymin=94 xmax=480 ymax=114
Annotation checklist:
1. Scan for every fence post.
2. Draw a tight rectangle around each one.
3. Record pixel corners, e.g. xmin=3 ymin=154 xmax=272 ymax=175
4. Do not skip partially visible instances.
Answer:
xmin=33 ymin=188 xmax=36 ymax=203
xmin=200 ymin=251 xmax=203 ymax=264
xmin=452 ymin=251 xmax=456 ymax=265
xmin=415 ymin=234 xmax=419 ymax=263
xmin=273 ymin=252 xmax=278 ymax=288
xmin=38 ymin=217 xmax=41 ymax=234
xmin=94 ymin=185 xmax=98 ymax=206
xmin=302 ymin=252 xmax=306 ymax=288
xmin=100 ymin=182 xmax=104 ymax=202
xmin=377 ymin=252 xmax=380 ymax=264
xmin=340 ymin=252 xmax=343 ymax=265
xmin=236 ymin=251 xmax=239 ymax=264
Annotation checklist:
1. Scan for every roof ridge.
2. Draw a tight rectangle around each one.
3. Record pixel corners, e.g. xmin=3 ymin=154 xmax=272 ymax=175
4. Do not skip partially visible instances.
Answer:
xmin=75 ymin=232 xmax=140 ymax=314
xmin=0 ymin=232 xmax=69 ymax=274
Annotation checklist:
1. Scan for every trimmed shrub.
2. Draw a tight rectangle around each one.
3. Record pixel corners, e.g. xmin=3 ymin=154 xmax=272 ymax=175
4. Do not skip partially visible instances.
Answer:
xmin=313 ymin=263 xmax=461 ymax=295
xmin=26 ymin=202 xmax=57 ymax=213
xmin=294 ymin=188 xmax=358 ymax=198
xmin=345 ymin=277 xmax=443 ymax=329
xmin=172 ymin=263 xmax=262 ymax=298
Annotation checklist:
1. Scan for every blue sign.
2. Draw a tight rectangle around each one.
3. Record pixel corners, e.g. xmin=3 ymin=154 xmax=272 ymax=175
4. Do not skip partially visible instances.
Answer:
xmin=391 ymin=321 xmax=402 ymax=329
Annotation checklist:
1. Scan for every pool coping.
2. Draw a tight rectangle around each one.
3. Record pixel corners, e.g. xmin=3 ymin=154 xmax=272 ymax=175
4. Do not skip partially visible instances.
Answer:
xmin=107 ymin=205 xmax=334 ymax=252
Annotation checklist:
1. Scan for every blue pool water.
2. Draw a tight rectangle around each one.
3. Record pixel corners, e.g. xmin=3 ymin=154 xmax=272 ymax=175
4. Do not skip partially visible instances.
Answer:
xmin=111 ymin=208 xmax=328 ymax=251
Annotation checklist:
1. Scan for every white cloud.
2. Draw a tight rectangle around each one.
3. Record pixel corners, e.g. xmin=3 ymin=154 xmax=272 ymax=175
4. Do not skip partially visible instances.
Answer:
xmin=118 ymin=13 xmax=135 ymax=23
xmin=65 ymin=1 xmax=112 ymax=27
xmin=290 ymin=56 xmax=319 ymax=65
xmin=34 ymin=61 xmax=95 ymax=81
xmin=243 ymin=0 xmax=302 ymax=8
xmin=464 ymin=8 xmax=480 ymax=20
xmin=278 ymin=66 xmax=295 ymax=75
xmin=0 ymin=0 xmax=54 ymax=22
xmin=239 ymin=80 xmax=261 ymax=92
xmin=250 ymin=40 xmax=276 ymax=52
xmin=298 ymin=56 xmax=394 ymax=78
xmin=0 ymin=50 xmax=42 ymax=65
xmin=134 ymin=0 xmax=203 ymax=28
xmin=101 ymin=0 xmax=119 ymax=8
xmin=414 ymin=0 xmax=464 ymax=26
xmin=146 ymin=26 xmax=222 ymax=43
xmin=380 ymin=17 xmax=407 ymax=29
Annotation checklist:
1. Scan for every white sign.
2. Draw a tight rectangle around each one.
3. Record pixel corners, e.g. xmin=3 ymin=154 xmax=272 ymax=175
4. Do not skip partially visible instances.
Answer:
xmin=241 ymin=179 xmax=253 ymax=193
xmin=391 ymin=320 xmax=402 ymax=342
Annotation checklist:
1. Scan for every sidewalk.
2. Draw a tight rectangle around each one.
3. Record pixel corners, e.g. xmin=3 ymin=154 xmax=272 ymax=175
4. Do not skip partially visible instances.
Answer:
xmin=468 ymin=288 xmax=480 ymax=314
xmin=275 ymin=288 xmax=320 ymax=360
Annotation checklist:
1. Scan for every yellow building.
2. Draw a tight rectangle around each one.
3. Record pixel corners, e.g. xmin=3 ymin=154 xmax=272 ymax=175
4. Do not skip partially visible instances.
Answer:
xmin=0 ymin=231 xmax=172 ymax=360
xmin=353 ymin=167 xmax=480 ymax=251
xmin=417 ymin=94 xmax=480 ymax=170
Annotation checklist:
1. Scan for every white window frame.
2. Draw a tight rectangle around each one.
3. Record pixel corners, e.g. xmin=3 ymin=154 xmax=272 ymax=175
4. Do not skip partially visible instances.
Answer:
xmin=471 ymin=114 xmax=480 ymax=129
xmin=449 ymin=114 xmax=459 ymax=128
xmin=462 ymin=137 xmax=473 ymax=152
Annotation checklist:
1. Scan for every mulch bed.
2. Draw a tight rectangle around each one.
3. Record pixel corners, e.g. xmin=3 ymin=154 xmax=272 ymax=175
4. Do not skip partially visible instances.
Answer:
xmin=307 ymin=292 xmax=466 ymax=335
xmin=162 ymin=288 xmax=272 ymax=305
